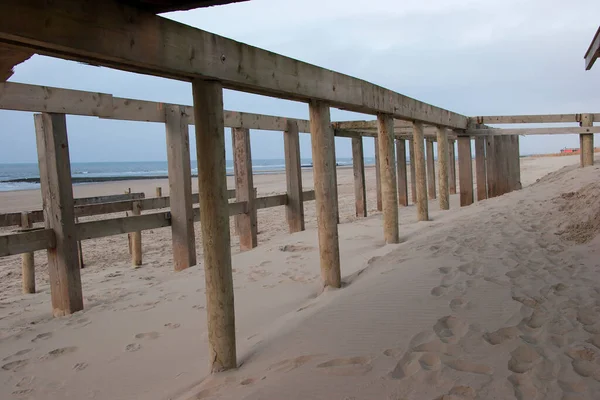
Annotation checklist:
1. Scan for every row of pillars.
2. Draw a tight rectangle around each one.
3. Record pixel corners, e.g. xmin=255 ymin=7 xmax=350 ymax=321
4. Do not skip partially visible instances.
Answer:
xmin=32 ymin=79 xmax=529 ymax=373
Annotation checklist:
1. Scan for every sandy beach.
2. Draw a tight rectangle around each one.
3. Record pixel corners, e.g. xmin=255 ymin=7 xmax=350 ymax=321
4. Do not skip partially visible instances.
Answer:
xmin=1 ymin=153 xmax=600 ymax=400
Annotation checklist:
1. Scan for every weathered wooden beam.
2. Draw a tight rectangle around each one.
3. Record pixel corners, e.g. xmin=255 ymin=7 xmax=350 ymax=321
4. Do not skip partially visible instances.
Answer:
xmin=73 ymin=193 xmax=145 ymax=206
xmin=470 ymin=114 xmax=600 ymax=124
xmin=436 ymin=128 xmax=449 ymax=210
xmin=465 ymin=126 xmax=600 ymax=136
xmin=76 ymin=212 xmax=171 ymax=240
xmin=309 ymin=100 xmax=341 ymax=288
xmin=34 ymin=112 xmax=83 ymax=317
xmin=409 ymin=139 xmax=417 ymax=204
xmin=377 ymin=115 xmax=399 ymax=244
xmin=426 ymin=139 xmax=436 ymax=200
xmin=396 ymin=139 xmax=408 ymax=207
xmin=352 ymin=137 xmax=367 ymax=217
xmin=585 ymin=26 xmax=600 ymax=70
xmin=255 ymin=194 xmax=287 ymax=209
xmin=165 ymin=104 xmax=196 ymax=271
xmin=457 ymin=136 xmax=474 ymax=207
xmin=284 ymin=120 xmax=305 ymax=232
xmin=374 ymin=137 xmax=382 ymax=211
xmin=20 ymin=212 xmax=35 ymax=294
xmin=448 ymin=139 xmax=457 ymax=195
xmin=130 ymin=201 xmax=142 ymax=267
xmin=192 ymin=79 xmax=236 ymax=372
xmin=474 ymin=136 xmax=487 ymax=201
xmin=485 ymin=136 xmax=497 ymax=198
xmin=0 ymin=228 xmax=55 ymax=257
xmin=580 ymin=114 xmax=594 ymax=167
xmin=0 ymin=0 xmax=468 ymax=128
xmin=412 ymin=123 xmax=428 ymax=221
xmin=232 ymin=127 xmax=257 ymax=250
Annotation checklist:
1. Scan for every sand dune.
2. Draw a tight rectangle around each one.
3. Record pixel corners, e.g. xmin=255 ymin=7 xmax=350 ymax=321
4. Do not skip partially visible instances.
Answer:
xmin=1 ymin=154 xmax=600 ymax=399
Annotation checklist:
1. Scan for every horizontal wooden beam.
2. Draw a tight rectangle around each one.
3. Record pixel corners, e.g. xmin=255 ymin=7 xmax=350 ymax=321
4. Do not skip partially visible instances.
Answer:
xmin=76 ymin=212 xmax=171 ymax=240
xmin=73 ymin=192 xmax=145 ymax=206
xmin=0 ymin=0 xmax=468 ymax=129
xmin=585 ymin=26 xmax=600 ymax=70
xmin=470 ymin=114 xmax=600 ymax=124
xmin=465 ymin=126 xmax=600 ymax=136
xmin=0 ymin=228 xmax=55 ymax=256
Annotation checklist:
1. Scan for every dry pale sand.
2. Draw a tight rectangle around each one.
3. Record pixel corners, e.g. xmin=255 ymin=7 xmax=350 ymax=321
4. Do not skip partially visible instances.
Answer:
xmin=2 ymin=154 xmax=600 ymax=400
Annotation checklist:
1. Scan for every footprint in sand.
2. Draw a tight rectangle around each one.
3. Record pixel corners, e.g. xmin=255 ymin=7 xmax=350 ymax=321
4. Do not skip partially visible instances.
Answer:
xmin=73 ymin=362 xmax=88 ymax=371
xmin=11 ymin=389 xmax=34 ymax=398
xmin=2 ymin=349 xmax=32 ymax=361
xmin=31 ymin=332 xmax=52 ymax=342
xmin=444 ymin=359 xmax=493 ymax=375
xmin=430 ymin=286 xmax=447 ymax=297
xmin=40 ymin=347 xmax=78 ymax=361
xmin=433 ymin=316 xmax=468 ymax=344
xmin=164 ymin=323 xmax=181 ymax=329
xmin=125 ymin=343 xmax=141 ymax=352
xmin=1 ymin=359 xmax=28 ymax=372
xmin=316 ymin=356 xmax=372 ymax=376
xmin=437 ymin=385 xmax=477 ymax=400
xmin=508 ymin=344 xmax=540 ymax=373
xmin=483 ymin=326 xmax=520 ymax=345
xmin=279 ymin=244 xmax=313 ymax=252
xmin=135 ymin=332 xmax=160 ymax=340
xmin=268 ymin=354 xmax=324 ymax=373
xmin=389 ymin=353 xmax=421 ymax=379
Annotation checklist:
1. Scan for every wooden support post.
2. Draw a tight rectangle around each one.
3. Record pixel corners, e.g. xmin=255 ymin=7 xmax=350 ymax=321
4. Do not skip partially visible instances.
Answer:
xmin=513 ymin=136 xmax=522 ymax=190
xmin=155 ymin=187 xmax=162 ymax=197
xmin=448 ymin=139 xmax=457 ymax=195
xmin=436 ymin=128 xmax=450 ymax=210
xmin=284 ymin=120 xmax=305 ymax=232
xmin=34 ymin=113 xmax=83 ymax=317
xmin=495 ymin=136 xmax=508 ymax=196
xmin=374 ymin=137 xmax=382 ymax=211
xmin=130 ymin=201 xmax=142 ymax=267
xmin=352 ymin=137 xmax=367 ymax=217
xmin=474 ymin=136 xmax=487 ymax=201
xmin=309 ymin=100 xmax=341 ymax=288
xmin=426 ymin=139 xmax=436 ymax=200
xmin=580 ymin=114 xmax=594 ymax=167
xmin=75 ymin=216 xmax=84 ymax=269
xmin=20 ymin=212 xmax=35 ymax=294
xmin=396 ymin=139 xmax=408 ymax=207
xmin=165 ymin=104 xmax=196 ymax=271
xmin=192 ymin=79 xmax=236 ymax=372
xmin=409 ymin=139 xmax=417 ymax=203
xmin=412 ymin=122 xmax=429 ymax=221
xmin=457 ymin=136 xmax=474 ymax=207
xmin=485 ymin=136 xmax=497 ymax=198
xmin=333 ymin=147 xmax=340 ymax=224
xmin=377 ymin=115 xmax=399 ymax=244
xmin=232 ymin=127 xmax=257 ymax=250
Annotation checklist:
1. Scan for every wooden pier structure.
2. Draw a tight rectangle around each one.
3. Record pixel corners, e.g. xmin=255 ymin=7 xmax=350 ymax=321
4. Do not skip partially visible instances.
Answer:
xmin=0 ymin=0 xmax=598 ymax=373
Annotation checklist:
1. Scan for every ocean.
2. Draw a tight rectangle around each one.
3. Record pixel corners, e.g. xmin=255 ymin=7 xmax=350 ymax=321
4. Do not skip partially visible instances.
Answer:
xmin=0 ymin=158 xmax=375 ymax=192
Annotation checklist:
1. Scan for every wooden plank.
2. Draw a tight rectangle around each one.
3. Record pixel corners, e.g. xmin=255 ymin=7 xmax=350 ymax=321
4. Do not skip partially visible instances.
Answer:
xmin=474 ymin=136 xmax=487 ymax=201
xmin=73 ymin=192 xmax=144 ymax=206
xmin=374 ymin=137 xmax=382 ymax=211
xmin=192 ymin=79 xmax=236 ymax=372
xmin=448 ymin=139 xmax=457 ymax=195
xmin=409 ymin=139 xmax=417 ymax=203
xmin=165 ymin=104 xmax=196 ymax=271
xmin=20 ymin=212 xmax=35 ymax=294
xmin=395 ymin=139 xmax=408 ymax=207
xmin=486 ymin=136 xmax=497 ymax=198
xmin=580 ymin=113 xmax=594 ymax=167
xmin=436 ymin=128 xmax=450 ymax=210
xmin=471 ymin=114 xmax=600 ymax=124
xmin=232 ymin=127 xmax=257 ymax=250
xmin=352 ymin=137 xmax=367 ymax=217
xmin=284 ymin=120 xmax=305 ymax=232
xmin=426 ymin=139 xmax=436 ymax=200
xmin=513 ymin=136 xmax=522 ymax=190
xmin=585 ymin=26 xmax=600 ymax=70
xmin=466 ymin=126 xmax=600 ymax=136
xmin=34 ymin=112 xmax=83 ymax=317
xmin=377 ymin=114 xmax=399 ymax=244
xmin=0 ymin=228 xmax=55 ymax=257
xmin=457 ymin=136 xmax=474 ymax=207
xmin=303 ymin=190 xmax=315 ymax=202
xmin=309 ymin=100 xmax=341 ymax=288
xmin=412 ymin=123 xmax=429 ymax=221
xmin=256 ymin=194 xmax=287 ymax=209
xmin=76 ymin=212 xmax=171 ymax=240
xmin=0 ymin=0 xmax=468 ymax=129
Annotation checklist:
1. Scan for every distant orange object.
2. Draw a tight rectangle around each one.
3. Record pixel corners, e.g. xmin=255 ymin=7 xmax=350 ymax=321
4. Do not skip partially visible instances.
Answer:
xmin=560 ymin=148 xmax=580 ymax=154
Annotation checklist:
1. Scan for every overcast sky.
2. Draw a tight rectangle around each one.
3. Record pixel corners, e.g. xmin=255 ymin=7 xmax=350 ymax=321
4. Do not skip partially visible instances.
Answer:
xmin=2 ymin=0 xmax=599 ymax=163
